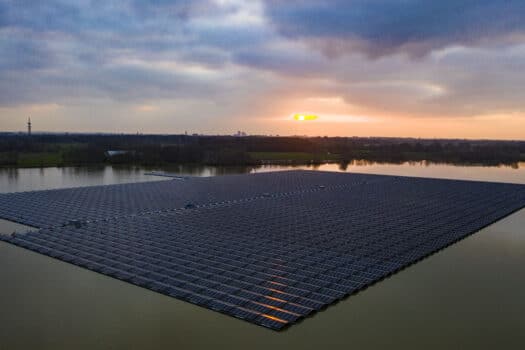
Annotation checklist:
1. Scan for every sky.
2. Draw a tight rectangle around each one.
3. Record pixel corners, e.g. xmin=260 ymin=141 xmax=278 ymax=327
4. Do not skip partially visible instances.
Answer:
xmin=1 ymin=0 xmax=525 ymax=139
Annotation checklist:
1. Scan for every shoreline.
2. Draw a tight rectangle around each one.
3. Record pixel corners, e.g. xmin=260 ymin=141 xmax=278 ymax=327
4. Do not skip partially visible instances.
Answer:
xmin=1 ymin=158 xmax=524 ymax=170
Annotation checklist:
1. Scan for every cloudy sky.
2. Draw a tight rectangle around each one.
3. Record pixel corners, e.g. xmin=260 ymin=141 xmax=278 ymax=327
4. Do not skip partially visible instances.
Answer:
xmin=1 ymin=0 xmax=525 ymax=139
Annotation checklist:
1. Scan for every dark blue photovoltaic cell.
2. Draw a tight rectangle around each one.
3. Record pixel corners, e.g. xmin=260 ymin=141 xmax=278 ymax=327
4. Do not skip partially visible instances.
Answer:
xmin=1 ymin=170 xmax=524 ymax=330
xmin=0 ymin=171 xmax=386 ymax=228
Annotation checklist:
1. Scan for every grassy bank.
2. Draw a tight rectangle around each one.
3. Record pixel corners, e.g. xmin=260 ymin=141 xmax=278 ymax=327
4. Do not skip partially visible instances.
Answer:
xmin=16 ymin=152 xmax=64 ymax=167
xmin=1 ymin=151 xmax=341 ymax=168
xmin=2 ymin=150 xmax=523 ymax=169
xmin=1 ymin=134 xmax=524 ymax=168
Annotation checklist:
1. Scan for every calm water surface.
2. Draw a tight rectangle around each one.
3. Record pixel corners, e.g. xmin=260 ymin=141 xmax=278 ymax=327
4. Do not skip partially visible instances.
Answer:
xmin=1 ymin=161 xmax=525 ymax=193
xmin=1 ymin=162 xmax=524 ymax=349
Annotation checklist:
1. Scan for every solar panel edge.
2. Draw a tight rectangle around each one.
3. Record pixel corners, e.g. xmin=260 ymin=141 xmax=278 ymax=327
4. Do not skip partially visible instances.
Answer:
xmin=0 ymin=233 xmax=290 ymax=330
xmin=0 ymin=213 xmax=41 ymax=230
xmin=0 ymin=178 xmax=175 ymax=196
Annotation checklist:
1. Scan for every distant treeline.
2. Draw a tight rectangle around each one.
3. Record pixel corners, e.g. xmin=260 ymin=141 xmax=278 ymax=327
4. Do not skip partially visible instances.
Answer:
xmin=0 ymin=133 xmax=524 ymax=167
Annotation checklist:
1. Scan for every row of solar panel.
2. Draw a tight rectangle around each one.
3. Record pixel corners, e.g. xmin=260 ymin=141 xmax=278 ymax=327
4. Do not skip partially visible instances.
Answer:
xmin=1 ymin=171 xmax=524 ymax=329
xmin=7 ymin=168 xmax=512 ymax=231
xmin=0 ymin=171 xmax=393 ymax=228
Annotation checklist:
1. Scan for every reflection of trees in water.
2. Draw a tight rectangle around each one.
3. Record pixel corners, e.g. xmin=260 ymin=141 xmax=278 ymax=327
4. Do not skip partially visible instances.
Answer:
xmin=0 ymin=168 xmax=19 ymax=180
xmin=142 ymin=164 xmax=257 ymax=177
xmin=111 ymin=161 xmax=525 ymax=177
xmin=336 ymin=158 xmax=521 ymax=169
xmin=61 ymin=166 xmax=106 ymax=176
xmin=211 ymin=166 xmax=256 ymax=176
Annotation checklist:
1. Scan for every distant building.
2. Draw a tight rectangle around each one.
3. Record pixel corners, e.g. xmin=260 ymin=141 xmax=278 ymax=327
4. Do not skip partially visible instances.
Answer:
xmin=234 ymin=131 xmax=247 ymax=137
xmin=27 ymin=117 xmax=31 ymax=136
xmin=104 ymin=150 xmax=129 ymax=157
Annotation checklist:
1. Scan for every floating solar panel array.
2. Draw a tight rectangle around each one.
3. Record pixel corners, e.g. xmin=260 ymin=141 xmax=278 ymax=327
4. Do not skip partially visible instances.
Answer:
xmin=0 ymin=171 xmax=387 ymax=228
xmin=1 ymin=171 xmax=524 ymax=330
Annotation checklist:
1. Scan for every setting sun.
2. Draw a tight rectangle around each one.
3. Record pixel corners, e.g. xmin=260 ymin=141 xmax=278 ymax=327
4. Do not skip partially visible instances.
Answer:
xmin=293 ymin=114 xmax=318 ymax=121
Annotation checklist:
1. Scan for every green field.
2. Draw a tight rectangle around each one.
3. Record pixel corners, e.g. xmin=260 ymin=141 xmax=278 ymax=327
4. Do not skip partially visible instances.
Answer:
xmin=16 ymin=152 xmax=63 ymax=167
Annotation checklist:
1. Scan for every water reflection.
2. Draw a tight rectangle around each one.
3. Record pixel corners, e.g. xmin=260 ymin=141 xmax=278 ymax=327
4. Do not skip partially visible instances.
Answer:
xmin=0 ymin=218 xmax=36 ymax=235
xmin=144 ymin=164 xmax=257 ymax=177
xmin=1 ymin=160 xmax=524 ymax=193
xmin=337 ymin=159 xmax=523 ymax=169
xmin=0 ymin=166 xmax=166 ymax=193
xmin=0 ymin=167 xmax=19 ymax=180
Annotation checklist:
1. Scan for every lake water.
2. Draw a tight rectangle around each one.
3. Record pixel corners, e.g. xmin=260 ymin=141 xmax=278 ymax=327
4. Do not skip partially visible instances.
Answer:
xmin=1 ymin=162 xmax=524 ymax=349
xmin=1 ymin=161 xmax=525 ymax=193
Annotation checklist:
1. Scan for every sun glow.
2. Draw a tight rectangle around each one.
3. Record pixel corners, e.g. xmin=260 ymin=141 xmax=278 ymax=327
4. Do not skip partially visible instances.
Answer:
xmin=293 ymin=114 xmax=318 ymax=121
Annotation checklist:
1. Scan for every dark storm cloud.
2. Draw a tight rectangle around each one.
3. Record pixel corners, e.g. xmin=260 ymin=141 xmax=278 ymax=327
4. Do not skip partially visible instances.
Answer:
xmin=264 ymin=0 xmax=525 ymax=56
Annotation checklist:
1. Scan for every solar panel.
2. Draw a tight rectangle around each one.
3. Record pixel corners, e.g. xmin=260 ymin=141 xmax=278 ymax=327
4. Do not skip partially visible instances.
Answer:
xmin=1 ymin=170 xmax=524 ymax=330
xmin=0 ymin=171 xmax=383 ymax=228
